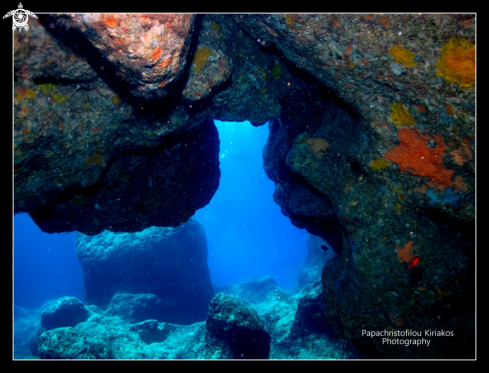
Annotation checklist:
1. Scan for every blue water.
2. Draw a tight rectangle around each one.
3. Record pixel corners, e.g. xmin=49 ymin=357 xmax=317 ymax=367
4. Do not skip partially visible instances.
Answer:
xmin=13 ymin=120 xmax=307 ymax=310
xmin=13 ymin=214 xmax=84 ymax=309
xmin=196 ymin=120 xmax=307 ymax=289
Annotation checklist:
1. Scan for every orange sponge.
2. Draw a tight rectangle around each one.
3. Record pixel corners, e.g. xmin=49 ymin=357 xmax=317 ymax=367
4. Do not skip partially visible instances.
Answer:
xmin=384 ymin=128 xmax=454 ymax=188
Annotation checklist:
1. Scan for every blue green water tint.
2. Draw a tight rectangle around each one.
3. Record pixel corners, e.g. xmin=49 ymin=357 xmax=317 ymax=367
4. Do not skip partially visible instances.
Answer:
xmin=13 ymin=120 xmax=307 ymax=310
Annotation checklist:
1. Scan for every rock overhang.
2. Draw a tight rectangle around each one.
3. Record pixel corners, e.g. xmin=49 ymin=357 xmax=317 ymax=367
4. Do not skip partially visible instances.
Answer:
xmin=14 ymin=13 xmax=475 ymax=358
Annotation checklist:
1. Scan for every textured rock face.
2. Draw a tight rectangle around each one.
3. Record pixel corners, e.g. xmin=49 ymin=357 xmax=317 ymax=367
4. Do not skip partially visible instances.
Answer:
xmin=33 ymin=297 xmax=208 ymax=359
xmin=41 ymin=296 xmax=89 ymax=331
xmin=38 ymin=326 xmax=115 ymax=359
xmin=32 ymin=282 xmax=359 ymax=359
xmin=56 ymin=14 xmax=195 ymax=97
xmin=205 ymin=293 xmax=271 ymax=359
xmin=75 ymin=217 xmax=214 ymax=324
xmin=14 ymin=18 xmax=220 ymax=235
xmin=251 ymin=283 xmax=363 ymax=359
xmin=29 ymin=118 xmax=220 ymax=235
xmin=14 ymin=14 xmax=475 ymax=358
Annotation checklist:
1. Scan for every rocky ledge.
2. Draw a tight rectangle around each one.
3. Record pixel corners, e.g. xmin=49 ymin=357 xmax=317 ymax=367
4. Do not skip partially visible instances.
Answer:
xmin=14 ymin=14 xmax=475 ymax=358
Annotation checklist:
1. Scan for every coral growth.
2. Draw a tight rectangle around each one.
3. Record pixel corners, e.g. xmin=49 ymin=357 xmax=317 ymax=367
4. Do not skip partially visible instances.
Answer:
xmin=85 ymin=148 xmax=105 ymax=168
xmin=306 ymin=138 xmax=329 ymax=159
xmin=450 ymin=143 xmax=473 ymax=166
xmin=389 ymin=45 xmax=419 ymax=67
xmin=427 ymin=180 xmax=449 ymax=192
xmin=452 ymin=175 xmax=468 ymax=193
xmin=384 ymin=127 xmax=454 ymax=188
xmin=15 ymin=87 xmax=36 ymax=100
xmin=390 ymin=102 xmax=415 ymax=128
xmin=103 ymin=15 xmax=119 ymax=28
xmin=38 ymin=83 xmax=56 ymax=95
xmin=284 ymin=14 xmax=299 ymax=27
xmin=445 ymin=104 xmax=456 ymax=115
xmin=436 ymin=36 xmax=475 ymax=89
xmin=369 ymin=158 xmax=390 ymax=171
xmin=37 ymin=83 xmax=67 ymax=103
xmin=396 ymin=240 xmax=415 ymax=263
xmin=271 ymin=63 xmax=282 ymax=79
xmin=192 ymin=47 xmax=215 ymax=74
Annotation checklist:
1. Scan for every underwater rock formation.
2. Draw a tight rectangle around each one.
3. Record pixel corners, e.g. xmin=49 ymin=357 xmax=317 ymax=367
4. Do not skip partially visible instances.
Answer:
xmin=75 ymin=217 xmax=214 ymax=324
xmin=205 ymin=292 xmax=271 ymax=359
xmin=215 ymin=276 xmax=280 ymax=304
xmin=252 ymin=282 xmax=363 ymax=359
xmin=56 ymin=14 xmax=195 ymax=98
xmin=104 ymin=293 xmax=172 ymax=324
xmin=31 ymin=280 xmax=357 ymax=359
xmin=41 ymin=296 xmax=89 ymax=331
xmin=32 ymin=297 xmax=207 ymax=359
xmin=14 ymin=13 xmax=475 ymax=358
xmin=29 ymin=297 xmax=90 ymax=358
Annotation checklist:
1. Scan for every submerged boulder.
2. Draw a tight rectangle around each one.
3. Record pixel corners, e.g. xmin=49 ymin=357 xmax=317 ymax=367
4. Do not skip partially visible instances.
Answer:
xmin=76 ymin=217 xmax=214 ymax=325
xmin=29 ymin=297 xmax=89 ymax=357
xmin=219 ymin=276 xmax=280 ymax=304
xmin=41 ymin=296 xmax=89 ymax=331
xmin=205 ymin=293 xmax=271 ymax=359
xmin=104 ymin=293 xmax=170 ymax=324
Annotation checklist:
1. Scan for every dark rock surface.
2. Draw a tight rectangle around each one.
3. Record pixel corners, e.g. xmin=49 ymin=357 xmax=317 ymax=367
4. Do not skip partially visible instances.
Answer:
xmin=204 ymin=292 xmax=271 ymax=359
xmin=41 ymin=296 xmax=89 ymax=331
xmin=14 ymin=14 xmax=475 ymax=358
xmin=28 ymin=118 xmax=220 ymax=235
xmin=75 ymin=217 xmax=214 ymax=324
xmin=290 ymin=282 xmax=332 ymax=336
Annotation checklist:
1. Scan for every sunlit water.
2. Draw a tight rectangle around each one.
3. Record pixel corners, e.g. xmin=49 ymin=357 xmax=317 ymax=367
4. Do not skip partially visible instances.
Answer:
xmin=13 ymin=120 xmax=307 ymax=311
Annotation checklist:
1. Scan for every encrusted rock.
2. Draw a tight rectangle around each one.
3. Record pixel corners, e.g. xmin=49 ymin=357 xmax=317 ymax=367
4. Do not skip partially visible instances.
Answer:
xmin=205 ymin=293 xmax=271 ymax=359
xmin=14 ymin=13 xmax=475 ymax=358
xmin=55 ymin=13 xmax=195 ymax=97
xmin=38 ymin=326 xmax=115 ymax=359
